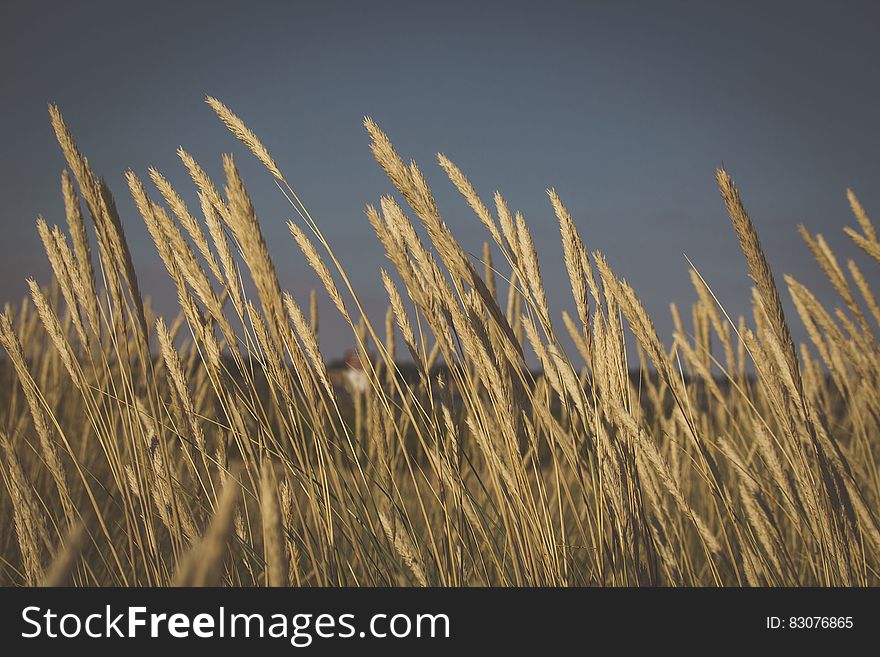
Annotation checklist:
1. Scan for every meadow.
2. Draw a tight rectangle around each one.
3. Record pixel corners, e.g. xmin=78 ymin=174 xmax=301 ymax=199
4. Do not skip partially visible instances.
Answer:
xmin=1 ymin=98 xmax=878 ymax=586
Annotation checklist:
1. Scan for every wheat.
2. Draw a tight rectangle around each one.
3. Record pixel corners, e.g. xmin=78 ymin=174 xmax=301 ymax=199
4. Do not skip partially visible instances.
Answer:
xmin=1 ymin=100 xmax=878 ymax=588
xmin=206 ymin=97 xmax=283 ymax=180
xmin=260 ymin=461 xmax=288 ymax=587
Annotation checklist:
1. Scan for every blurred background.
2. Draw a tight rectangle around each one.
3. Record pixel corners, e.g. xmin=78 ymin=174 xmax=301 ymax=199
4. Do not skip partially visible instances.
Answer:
xmin=2 ymin=0 xmax=879 ymax=360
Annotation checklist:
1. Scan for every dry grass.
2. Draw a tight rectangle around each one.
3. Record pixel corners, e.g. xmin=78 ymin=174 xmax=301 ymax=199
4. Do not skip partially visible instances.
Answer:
xmin=1 ymin=99 xmax=879 ymax=586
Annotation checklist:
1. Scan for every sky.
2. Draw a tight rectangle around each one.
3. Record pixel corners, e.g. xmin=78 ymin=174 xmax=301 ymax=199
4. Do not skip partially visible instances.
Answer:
xmin=2 ymin=0 xmax=879 ymax=361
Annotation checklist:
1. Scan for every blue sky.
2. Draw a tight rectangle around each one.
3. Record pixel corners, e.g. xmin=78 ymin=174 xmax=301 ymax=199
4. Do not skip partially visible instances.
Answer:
xmin=2 ymin=0 xmax=879 ymax=358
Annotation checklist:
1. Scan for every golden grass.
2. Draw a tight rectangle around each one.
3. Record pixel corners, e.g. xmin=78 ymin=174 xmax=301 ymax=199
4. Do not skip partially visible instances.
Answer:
xmin=1 ymin=98 xmax=879 ymax=586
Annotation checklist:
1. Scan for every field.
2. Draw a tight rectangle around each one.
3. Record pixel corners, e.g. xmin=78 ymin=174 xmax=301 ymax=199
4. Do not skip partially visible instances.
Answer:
xmin=1 ymin=98 xmax=879 ymax=586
